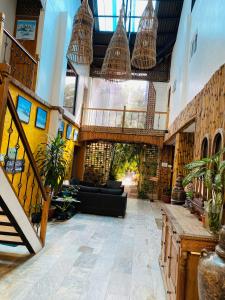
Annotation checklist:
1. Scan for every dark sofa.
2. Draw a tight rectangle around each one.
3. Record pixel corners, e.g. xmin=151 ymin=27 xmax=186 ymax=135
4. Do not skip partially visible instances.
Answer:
xmin=77 ymin=184 xmax=127 ymax=218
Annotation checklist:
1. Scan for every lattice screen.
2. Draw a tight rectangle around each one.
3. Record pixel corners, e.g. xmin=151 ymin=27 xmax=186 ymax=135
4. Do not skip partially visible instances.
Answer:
xmin=84 ymin=141 xmax=114 ymax=185
xmin=139 ymin=144 xmax=160 ymax=199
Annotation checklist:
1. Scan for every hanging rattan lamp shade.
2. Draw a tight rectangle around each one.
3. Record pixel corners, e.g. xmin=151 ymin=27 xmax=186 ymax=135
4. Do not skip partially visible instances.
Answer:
xmin=67 ymin=0 xmax=94 ymax=65
xmin=101 ymin=10 xmax=131 ymax=81
xmin=131 ymin=0 xmax=158 ymax=70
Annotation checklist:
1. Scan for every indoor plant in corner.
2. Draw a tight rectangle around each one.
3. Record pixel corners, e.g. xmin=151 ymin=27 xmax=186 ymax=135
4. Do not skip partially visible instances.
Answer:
xmin=35 ymin=135 xmax=69 ymax=220
xmin=183 ymin=149 xmax=225 ymax=234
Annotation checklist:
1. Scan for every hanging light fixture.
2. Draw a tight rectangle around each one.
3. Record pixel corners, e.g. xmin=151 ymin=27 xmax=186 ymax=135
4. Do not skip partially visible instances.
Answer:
xmin=131 ymin=0 xmax=158 ymax=70
xmin=67 ymin=0 xmax=94 ymax=65
xmin=101 ymin=8 xmax=131 ymax=81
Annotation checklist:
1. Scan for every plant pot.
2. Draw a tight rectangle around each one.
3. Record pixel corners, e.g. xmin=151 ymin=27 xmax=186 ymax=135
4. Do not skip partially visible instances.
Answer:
xmin=205 ymin=201 xmax=223 ymax=234
xmin=162 ymin=194 xmax=171 ymax=204
xmin=198 ymin=226 xmax=225 ymax=299
xmin=48 ymin=206 xmax=56 ymax=220
xmin=31 ymin=212 xmax=42 ymax=224
xmin=56 ymin=211 xmax=68 ymax=221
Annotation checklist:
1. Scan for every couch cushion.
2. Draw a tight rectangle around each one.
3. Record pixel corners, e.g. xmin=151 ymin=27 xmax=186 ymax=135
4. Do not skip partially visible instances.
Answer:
xmin=79 ymin=181 xmax=95 ymax=187
xmin=100 ymin=188 xmax=122 ymax=195
xmin=79 ymin=185 xmax=100 ymax=193
xmin=106 ymin=180 xmax=122 ymax=189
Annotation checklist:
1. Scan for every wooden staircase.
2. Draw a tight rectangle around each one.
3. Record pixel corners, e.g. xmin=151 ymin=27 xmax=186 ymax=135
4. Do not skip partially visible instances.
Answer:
xmin=0 ymin=64 xmax=50 ymax=254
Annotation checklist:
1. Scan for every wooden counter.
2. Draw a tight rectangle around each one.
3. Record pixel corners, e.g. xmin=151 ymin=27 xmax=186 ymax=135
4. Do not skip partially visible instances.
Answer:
xmin=159 ymin=204 xmax=218 ymax=300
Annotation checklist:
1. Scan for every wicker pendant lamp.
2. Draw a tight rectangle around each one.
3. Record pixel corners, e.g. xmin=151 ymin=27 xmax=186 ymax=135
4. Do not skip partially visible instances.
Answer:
xmin=101 ymin=9 xmax=131 ymax=81
xmin=131 ymin=0 xmax=158 ymax=69
xmin=67 ymin=0 xmax=94 ymax=65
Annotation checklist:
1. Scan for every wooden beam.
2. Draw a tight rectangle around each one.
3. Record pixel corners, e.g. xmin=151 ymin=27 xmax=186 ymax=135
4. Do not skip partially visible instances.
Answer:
xmin=79 ymin=130 xmax=164 ymax=147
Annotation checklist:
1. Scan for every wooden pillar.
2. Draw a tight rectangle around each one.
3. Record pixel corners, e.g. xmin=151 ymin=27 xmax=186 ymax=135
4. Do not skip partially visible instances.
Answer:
xmin=0 ymin=63 xmax=11 ymax=149
xmin=72 ymin=143 xmax=86 ymax=181
xmin=172 ymin=132 xmax=195 ymax=186
xmin=40 ymin=187 xmax=52 ymax=246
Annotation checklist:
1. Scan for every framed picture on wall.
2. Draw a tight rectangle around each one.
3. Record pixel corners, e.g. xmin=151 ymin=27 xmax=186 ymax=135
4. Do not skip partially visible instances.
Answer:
xmin=66 ymin=125 xmax=72 ymax=140
xmin=35 ymin=107 xmax=48 ymax=129
xmin=74 ymin=129 xmax=79 ymax=141
xmin=17 ymin=96 xmax=32 ymax=124
xmin=16 ymin=20 xmax=37 ymax=40
xmin=58 ymin=121 xmax=65 ymax=137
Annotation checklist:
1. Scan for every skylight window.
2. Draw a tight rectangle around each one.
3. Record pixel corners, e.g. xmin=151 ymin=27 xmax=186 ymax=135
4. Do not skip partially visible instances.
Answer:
xmin=96 ymin=0 xmax=157 ymax=32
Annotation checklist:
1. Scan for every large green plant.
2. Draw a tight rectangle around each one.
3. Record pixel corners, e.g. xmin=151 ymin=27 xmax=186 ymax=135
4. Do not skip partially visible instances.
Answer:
xmin=183 ymin=150 xmax=225 ymax=233
xmin=36 ymin=135 xmax=68 ymax=191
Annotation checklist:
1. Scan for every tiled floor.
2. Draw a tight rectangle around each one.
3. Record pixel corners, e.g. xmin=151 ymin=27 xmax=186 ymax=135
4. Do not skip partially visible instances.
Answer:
xmin=0 ymin=199 xmax=165 ymax=300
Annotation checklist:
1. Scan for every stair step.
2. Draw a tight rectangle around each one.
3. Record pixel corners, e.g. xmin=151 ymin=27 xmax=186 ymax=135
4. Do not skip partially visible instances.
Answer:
xmin=0 ymin=231 xmax=19 ymax=236
xmin=0 ymin=226 xmax=17 ymax=233
xmin=0 ymin=234 xmax=23 ymax=243
xmin=0 ymin=215 xmax=10 ymax=223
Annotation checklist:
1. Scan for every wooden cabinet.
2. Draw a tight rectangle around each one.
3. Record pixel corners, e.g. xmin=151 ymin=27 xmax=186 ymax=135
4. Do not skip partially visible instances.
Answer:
xmin=159 ymin=204 xmax=218 ymax=300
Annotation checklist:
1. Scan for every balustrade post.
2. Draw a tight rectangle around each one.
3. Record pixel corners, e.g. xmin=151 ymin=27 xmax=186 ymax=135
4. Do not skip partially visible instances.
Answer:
xmin=0 ymin=63 xmax=11 ymax=149
xmin=40 ymin=186 xmax=52 ymax=246
xmin=0 ymin=13 xmax=5 ymax=59
xmin=122 ymin=105 xmax=126 ymax=132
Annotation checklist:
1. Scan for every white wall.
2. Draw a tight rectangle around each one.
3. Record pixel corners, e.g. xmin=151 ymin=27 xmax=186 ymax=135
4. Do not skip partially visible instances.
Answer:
xmin=0 ymin=0 xmax=17 ymax=62
xmin=169 ymin=0 xmax=225 ymax=124
xmin=36 ymin=0 xmax=80 ymax=108
xmin=0 ymin=0 xmax=17 ymax=32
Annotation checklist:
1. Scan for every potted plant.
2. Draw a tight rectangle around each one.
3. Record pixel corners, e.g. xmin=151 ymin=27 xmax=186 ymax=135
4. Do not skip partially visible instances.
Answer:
xmin=162 ymin=187 xmax=172 ymax=203
xmin=55 ymin=196 xmax=73 ymax=221
xmin=31 ymin=204 xmax=42 ymax=224
xmin=183 ymin=150 xmax=225 ymax=234
xmin=36 ymin=135 xmax=69 ymax=194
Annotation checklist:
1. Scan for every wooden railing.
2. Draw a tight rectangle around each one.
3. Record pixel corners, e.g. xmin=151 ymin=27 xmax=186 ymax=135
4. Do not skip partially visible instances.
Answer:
xmin=0 ymin=13 xmax=38 ymax=91
xmin=81 ymin=107 xmax=168 ymax=134
xmin=0 ymin=64 xmax=50 ymax=245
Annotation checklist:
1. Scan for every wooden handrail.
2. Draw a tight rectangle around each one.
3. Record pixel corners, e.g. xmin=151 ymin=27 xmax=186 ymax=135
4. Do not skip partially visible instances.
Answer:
xmin=155 ymin=111 xmax=168 ymax=115
xmin=83 ymin=107 xmax=147 ymax=113
xmin=7 ymin=91 xmax=48 ymax=201
xmin=83 ymin=107 xmax=168 ymax=115
xmin=3 ymin=28 xmax=38 ymax=64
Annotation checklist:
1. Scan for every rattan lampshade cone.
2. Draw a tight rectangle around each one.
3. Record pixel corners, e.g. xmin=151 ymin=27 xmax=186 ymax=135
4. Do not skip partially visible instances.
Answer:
xmin=131 ymin=0 xmax=158 ymax=70
xmin=67 ymin=0 xmax=94 ymax=65
xmin=101 ymin=10 xmax=131 ymax=81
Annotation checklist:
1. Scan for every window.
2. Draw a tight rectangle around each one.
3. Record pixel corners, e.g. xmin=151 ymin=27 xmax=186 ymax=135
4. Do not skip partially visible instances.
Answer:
xmin=213 ymin=133 xmax=222 ymax=155
xmin=63 ymin=65 xmax=78 ymax=115
xmin=96 ymin=0 xmax=156 ymax=32
xmin=201 ymin=137 xmax=209 ymax=158
xmin=90 ymin=78 xmax=149 ymax=110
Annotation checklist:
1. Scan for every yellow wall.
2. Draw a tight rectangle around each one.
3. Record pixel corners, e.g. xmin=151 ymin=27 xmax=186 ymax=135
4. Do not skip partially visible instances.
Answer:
xmin=60 ymin=118 xmax=79 ymax=180
xmin=1 ymin=82 xmax=79 ymax=210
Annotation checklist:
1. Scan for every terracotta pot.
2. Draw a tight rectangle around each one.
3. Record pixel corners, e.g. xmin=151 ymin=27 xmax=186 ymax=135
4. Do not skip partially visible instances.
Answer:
xmin=162 ymin=194 xmax=171 ymax=204
xmin=48 ymin=206 xmax=56 ymax=220
xmin=198 ymin=226 xmax=225 ymax=300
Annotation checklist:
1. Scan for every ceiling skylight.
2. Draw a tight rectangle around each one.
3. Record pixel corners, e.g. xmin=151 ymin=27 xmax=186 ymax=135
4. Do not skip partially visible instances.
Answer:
xmin=96 ymin=0 xmax=157 ymax=32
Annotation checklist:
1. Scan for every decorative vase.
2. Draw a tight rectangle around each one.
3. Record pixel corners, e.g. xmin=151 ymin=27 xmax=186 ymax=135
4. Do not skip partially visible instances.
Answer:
xmin=204 ymin=200 xmax=223 ymax=234
xmin=171 ymin=175 xmax=186 ymax=205
xmin=198 ymin=226 xmax=225 ymax=299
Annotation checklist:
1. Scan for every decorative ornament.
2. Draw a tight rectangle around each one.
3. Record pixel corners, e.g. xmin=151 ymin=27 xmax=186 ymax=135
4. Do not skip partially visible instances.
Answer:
xmin=171 ymin=175 xmax=186 ymax=205
xmin=101 ymin=8 xmax=131 ymax=81
xmin=67 ymin=0 xmax=94 ymax=65
xmin=131 ymin=0 xmax=158 ymax=69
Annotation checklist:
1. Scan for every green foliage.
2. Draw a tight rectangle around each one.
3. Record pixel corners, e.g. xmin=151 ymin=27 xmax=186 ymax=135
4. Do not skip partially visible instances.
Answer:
xmin=183 ymin=150 xmax=225 ymax=194
xmin=110 ymin=144 xmax=141 ymax=180
xmin=56 ymin=196 xmax=73 ymax=213
xmin=183 ymin=149 xmax=225 ymax=233
xmin=36 ymin=135 xmax=69 ymax=191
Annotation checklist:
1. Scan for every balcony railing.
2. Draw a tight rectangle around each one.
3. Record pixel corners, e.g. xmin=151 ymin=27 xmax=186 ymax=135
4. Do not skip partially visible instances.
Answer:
xmin=1 ymin=27 xmax=38 ymax=90
xmin=81 ymin=107 xmax=168 ymax=134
